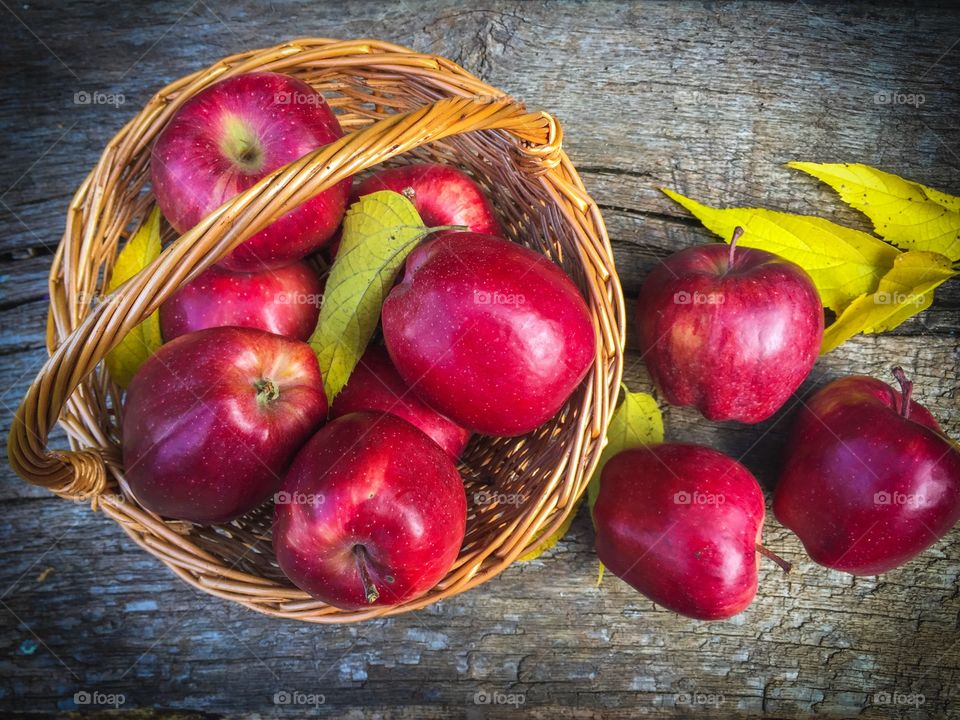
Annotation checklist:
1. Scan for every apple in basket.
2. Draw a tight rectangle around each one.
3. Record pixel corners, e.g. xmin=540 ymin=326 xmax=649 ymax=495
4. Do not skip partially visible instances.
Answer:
xmin=354 ymin=163 xmax=501 ymax=236
xmin=327 ymin=162 xmax=502 ymax=259
xmin=330 ymin=345 xmax=471 ymax=459
xmin=273 ymin=412 xmax=467 ymax=610
xmin=381 ymin=232 xmax=596 ymax=436
xmin=122 ymin=327 xmax=327 ymax=524
xmin=160 ymin=260 xmax=324 ymax=342
xmin=151 ymin=72 xmax=350 ymax=271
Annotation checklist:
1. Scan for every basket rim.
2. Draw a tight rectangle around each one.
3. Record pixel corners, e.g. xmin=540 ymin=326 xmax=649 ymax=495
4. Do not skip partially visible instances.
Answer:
xmin=9 ymin=37 xmax=626 ymax=622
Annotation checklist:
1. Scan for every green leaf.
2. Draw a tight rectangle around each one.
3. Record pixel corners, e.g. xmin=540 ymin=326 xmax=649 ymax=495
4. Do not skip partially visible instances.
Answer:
xmin=821 ymin=251 xmax=957 ymax=353
xmin=586 ymin=387 xmax=664 ymax=583
xmin=105 ymin=207 xmax=163 ymax=388
xmin=788 ymin=162 xmax=960 ymax=261
xmin=309 ymin=191 xmax=432 ymax=402
xmin=661 ymin=188 xmax=900 ymax=312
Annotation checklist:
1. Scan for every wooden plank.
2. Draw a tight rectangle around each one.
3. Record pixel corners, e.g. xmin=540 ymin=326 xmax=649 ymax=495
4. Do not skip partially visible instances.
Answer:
xmin=2 ymin=2 xmax=959 ymax=240
xmin=1 ymin=340 xmax=956 ymax=718
xmin=0 ymin=0 xmax=958 ymax=717
xmin=0 ymin=433 xmax=957 ymax=718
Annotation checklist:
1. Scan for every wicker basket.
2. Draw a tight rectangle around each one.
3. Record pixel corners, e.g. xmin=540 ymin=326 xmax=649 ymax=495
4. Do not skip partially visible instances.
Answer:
xmin=7 ymin=38 xmax=624 ymax=622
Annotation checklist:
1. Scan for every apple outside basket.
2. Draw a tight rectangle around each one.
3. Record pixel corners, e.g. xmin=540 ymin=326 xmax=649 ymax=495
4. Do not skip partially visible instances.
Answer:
xmin=7 ymin=38 xmax=625 ymax=622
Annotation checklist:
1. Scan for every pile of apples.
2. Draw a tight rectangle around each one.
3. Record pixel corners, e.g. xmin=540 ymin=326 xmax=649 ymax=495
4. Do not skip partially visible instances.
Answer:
xmin=593 ymin=229 xmax=960 ymax=619
xmin=118 ymin=69 xmax=959 ymax=621
xmin=122 ymin=72 xmax=596 ymax=610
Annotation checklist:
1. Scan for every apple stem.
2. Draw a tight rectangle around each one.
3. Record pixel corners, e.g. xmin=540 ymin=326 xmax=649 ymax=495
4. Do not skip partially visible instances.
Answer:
xmin=426 ymin=224 xmax=469 ymax=236
xmin=756 ymin=543 xmax=792 ymax=574
xmin=892 ymin=367 xmax=913 ymax=419
xmin=253 ymin=378 xmax=280 ymax=405
xmin=353 ymin=545 xmax=380 ymax=604
xmin=728 ymin=226 xmax=744 ymax=267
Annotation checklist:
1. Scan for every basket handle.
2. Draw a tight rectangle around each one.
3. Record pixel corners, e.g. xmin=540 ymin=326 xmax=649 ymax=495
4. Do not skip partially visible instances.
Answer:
xmin=7 ymin=96 xmax=563 ymax=499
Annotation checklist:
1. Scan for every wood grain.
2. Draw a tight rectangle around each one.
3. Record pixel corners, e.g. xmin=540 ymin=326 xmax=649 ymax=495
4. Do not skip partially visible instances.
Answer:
xmin=0 ymin=1 xmax=957 ymax=717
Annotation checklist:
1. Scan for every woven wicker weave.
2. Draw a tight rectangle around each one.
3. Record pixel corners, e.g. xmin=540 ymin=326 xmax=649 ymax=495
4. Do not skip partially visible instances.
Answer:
xmin=7 ymin=38 xmax=624 ymax=622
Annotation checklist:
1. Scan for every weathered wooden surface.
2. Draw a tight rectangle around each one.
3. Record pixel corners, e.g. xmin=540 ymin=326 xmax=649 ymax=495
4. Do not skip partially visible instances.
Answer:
xmin=1 ymin=1 xmax=958 ymax=718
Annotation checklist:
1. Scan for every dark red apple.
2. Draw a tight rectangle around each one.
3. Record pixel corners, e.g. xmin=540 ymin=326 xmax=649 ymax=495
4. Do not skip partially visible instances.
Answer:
xmin=381 ymin=232 xmax=596 ymax=436
xmin=354 ymin=163 xmax=500 ymax=235
xmin=330 ymin=346 xmax=471 ymax=458
xmin=593 ymin=443 xmax=786 ymax=620
xmin=273 ymin=412 xmax=466 ymax=610
xmin=774 ymin=368 xmax=960 ymax=575
xmin=159 ymin=261 xmax=322 ymax=342
xmin=122 ymin=327 xmax=327 ymax=524
xmin=151 ymin=71 xmax=350 ymax=271
xmin=637 ymin=229 xmax=823 ymax=423
xmin=327 ymin=163 xmax=501 ymax=259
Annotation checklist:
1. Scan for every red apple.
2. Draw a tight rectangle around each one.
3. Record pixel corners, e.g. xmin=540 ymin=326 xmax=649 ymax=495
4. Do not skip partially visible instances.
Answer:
xmin=151 ymin=71 xmax=350 ymax=271
xmin=381 ymin=232 xmax=595 ymax=436
xmin=637 ymin=229 xmax=823 ymax=423
xmin=330 ymin=346 xmax=471 ymax=458
xmin=159 ymin=261 xmax=322 ymax=342
xmin=774 ymin=368 xmax=960 ymax=575
xmin=122 ymin=327 xmax=327 ymax=524
xmin=273 ymin=412 xmax=467 ymax=610
xmin=354 ymin=163 xmax=500 ymax=235
xmin=327 ymin=163 xmax=501 ymax=259
xmin=593 ymin=443 xmax=785 ymax=620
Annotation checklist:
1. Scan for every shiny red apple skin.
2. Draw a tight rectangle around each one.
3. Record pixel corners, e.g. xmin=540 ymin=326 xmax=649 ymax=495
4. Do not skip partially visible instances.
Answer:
xmin=593 ymin=443 xmax=767 ymax=620
xmin=637 ymin=243 xmax=823 ymax=423
xmin=355 ymin=163 xmax=501 ymax=235
xmin=327 ymin=163 xmax=501 ymax=259
xmin=330 ymin=346 xmax=471 ymax=458
xmin=159 ymin=261 xmax=322 ymax=342
xmin=381 ymin=232 xmax=596 ymax=437
xmin=122 ymin=327 xmax=327 ymax=524
xmin=151 ymin=72 xmax=350 ymax=271
xmin=774 ymin=373 xmax=960 ymax=575
xmin=273 ymin=412 xmax=467 ymax=610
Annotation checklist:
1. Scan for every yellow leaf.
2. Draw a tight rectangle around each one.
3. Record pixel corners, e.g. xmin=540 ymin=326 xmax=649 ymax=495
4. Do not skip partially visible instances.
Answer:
xmin=661 ymin=188 xmax=900 ymax=312
xmin=516 ymin=501 xmax=580 ymax=562
xmin=788 ymin=162 xmax=960 ymax=261
xmin=105 ymin=207 xmax=163 ymax=388
xmin=586 ymin=387 xmax=663 ymax=521
xmin=586 ymin=387 xmax=663 ymax=582
xmin=821 ymin=251 xmax=957 ymax=353
xmin=309 ymin=191 xmax=433 ymax=401
xmin=919 ymin=185 xmax=960 ymax=213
